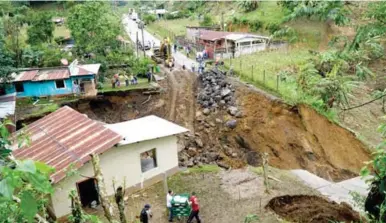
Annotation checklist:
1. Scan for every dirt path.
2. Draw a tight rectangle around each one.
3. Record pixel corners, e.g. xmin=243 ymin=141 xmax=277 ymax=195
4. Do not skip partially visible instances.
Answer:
xmin=164 ymin=68 xmax=197 ymax=132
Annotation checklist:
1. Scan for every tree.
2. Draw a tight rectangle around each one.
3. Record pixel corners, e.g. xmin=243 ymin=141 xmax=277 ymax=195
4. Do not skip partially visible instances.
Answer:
xmin=238 ymin=0 xmax=258 ymax=12
xmin=281 ymin=0 xmax=349 ymax=26
xmin=90 ymin=154 xmax=115 ymax=222
xmin=199 ymin=14 xmax=213 ymax=27
xmin=0 ymin=120 xmax=54 ymax=222
xmin=27 ymin=12 xmax=54 ymax=45
xmin=0 ymin=20 xmax=15 ymax=84
xmin=67 ymin=2 xmax=120 ymax=55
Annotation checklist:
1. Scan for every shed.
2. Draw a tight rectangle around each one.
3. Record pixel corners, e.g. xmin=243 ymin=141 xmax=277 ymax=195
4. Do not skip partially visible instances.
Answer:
xmin=12 ymin=107 xmax=188 ymax=218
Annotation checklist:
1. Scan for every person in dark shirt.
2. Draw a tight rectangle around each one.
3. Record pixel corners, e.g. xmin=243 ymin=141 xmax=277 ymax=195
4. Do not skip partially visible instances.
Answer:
xmin=187 ymin=192 xmax=201 ymax=223
xmin=140 ymin=204 xmax=152 ymax=223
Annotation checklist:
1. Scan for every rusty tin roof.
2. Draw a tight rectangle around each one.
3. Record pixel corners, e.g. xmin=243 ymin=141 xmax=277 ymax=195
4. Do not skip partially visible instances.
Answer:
xmin=12 ymin=106 xmax=122 ymax=183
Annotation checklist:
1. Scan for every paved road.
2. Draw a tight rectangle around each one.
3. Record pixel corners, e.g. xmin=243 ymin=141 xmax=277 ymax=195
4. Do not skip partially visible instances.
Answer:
xmin=122 ymin=15 xmax=196 ymax=69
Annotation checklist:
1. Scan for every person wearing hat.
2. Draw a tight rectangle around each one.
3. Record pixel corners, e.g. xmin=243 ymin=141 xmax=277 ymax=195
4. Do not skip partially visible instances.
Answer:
xmin=140 ymin=204 xmax=152 ymax=223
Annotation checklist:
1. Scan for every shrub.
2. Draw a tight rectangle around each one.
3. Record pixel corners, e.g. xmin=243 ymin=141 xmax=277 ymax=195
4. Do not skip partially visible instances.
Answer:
xmin=265 ymin=22 xmax=281 ymax=34
xmin=240 ymin=17 xmax=249 ymax=25
xmin=231 ymin=16 xmax=240 ymax=25
xmin=143 ymin=13 xmax=157 ymax=25
xmin=249 ymin=20 xmax=263 ymax=32
xmin=200 ymin=14 xmax=213 ymax=26
xmin=96 ymin=82 xmax=103 ymax=90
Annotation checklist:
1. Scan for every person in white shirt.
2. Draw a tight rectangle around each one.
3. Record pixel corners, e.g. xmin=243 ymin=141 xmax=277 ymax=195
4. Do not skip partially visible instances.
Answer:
xmin=166 ymin=190 xmax=174 ymax=222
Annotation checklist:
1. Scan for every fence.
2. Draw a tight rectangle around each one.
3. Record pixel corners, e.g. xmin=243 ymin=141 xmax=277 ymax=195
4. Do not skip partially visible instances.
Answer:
xmin=223 ymin=55 xmax=296 ymax=98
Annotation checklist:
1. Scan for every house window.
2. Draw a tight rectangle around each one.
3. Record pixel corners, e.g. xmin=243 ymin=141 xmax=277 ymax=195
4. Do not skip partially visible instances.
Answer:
xmin=55 ymin=80 xmax=65 ymax=89
xmin=140 ymin=148 xmax=157 ymax=173
xmin=14 ymin=82 xmax=24 ymax=92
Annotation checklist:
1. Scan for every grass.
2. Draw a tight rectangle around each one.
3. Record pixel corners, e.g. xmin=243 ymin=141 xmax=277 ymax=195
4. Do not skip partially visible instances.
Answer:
xmin=146 ymin=18 xmax=199 ymax=39
xmin=225 ymin=48 xmax=309 ymax=102
xmin=184 ymin=165 xmax=221 ymax=174
xmin=28 ymin=103 xmax=59 ymax=117
xmin=235 ymin=1 xmax=288 ymax=25
xmin=54 ymin=25 xmax=71 ymax=38
xmin=98 ymin=78 xmax=152 ymax=93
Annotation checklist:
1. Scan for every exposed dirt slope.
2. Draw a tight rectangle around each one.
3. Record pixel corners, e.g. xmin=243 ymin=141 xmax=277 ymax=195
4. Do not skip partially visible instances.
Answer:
xmin=266 ymin=195 xmax=360 ymax=223
xmin=194 ymin=78 xmax=371 ymax=181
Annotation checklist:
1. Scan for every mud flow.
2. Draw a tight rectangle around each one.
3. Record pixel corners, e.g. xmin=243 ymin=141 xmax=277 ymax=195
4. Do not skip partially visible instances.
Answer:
xmin=266 ymin=195 xmax=360 ymax=223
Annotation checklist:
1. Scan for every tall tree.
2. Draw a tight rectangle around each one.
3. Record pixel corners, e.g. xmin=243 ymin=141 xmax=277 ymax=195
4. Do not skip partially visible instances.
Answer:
xmin=67 ymin=2 xmax=120 ymax=55
xmin=27 ymin=12 xmax=54 ymax=45
xmin=0 ymin=20 xmax=15 ymax=84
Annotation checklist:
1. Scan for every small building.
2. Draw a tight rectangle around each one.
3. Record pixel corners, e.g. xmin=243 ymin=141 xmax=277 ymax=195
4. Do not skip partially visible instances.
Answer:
xmin=186 ymin=26 xmax=221 ymax=42
xmin=12 ymin=106 xmax=188 ymax=218
xmin=190 ymin=29 xmax=270 ymax=59
xmin=147 ymin=9 xmax=168 ymax=19
xmin=6 ymin=60 xmax=100 ymax=98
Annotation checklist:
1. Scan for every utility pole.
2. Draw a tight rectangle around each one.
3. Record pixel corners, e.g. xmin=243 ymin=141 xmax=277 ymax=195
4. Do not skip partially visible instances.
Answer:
xmin=136 ymin=31 xmax=139 ymax=58
xmin=221 ymin=12 xmax=224 ymax=31
xmin=139 ymin=21 xmax=146 ymax=57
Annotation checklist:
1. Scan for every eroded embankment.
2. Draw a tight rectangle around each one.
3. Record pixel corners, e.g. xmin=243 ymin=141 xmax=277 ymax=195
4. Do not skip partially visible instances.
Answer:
xmin=192 ymin=76 xmax=371 ymax=182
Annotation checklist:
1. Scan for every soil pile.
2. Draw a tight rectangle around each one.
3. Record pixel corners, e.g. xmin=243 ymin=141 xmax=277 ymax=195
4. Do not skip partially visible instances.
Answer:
xmin=266 ymin=195 xmax=360 ymax=223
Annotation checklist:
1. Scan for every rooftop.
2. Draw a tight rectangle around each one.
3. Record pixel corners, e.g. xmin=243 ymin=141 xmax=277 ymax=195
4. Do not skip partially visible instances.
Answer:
xmin=0 ymin=93 xmax=16 ymax=119
xmin=198 ymin=30 xmax=269 ymax=42
xmin=105 ymin=115 xmax=189 ymax=145
xmin=12 ymin=63 xmax=100 ymax=82
xmin=12 ymin=106 xmax=122 ymax=183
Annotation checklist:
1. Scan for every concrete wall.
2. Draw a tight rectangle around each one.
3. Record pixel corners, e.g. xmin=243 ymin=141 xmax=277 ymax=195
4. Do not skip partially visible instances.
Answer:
xmin=6 ymin=75 xmax=95 ymax=98
xmin=51 ymin=135 xmax=179 ymax=218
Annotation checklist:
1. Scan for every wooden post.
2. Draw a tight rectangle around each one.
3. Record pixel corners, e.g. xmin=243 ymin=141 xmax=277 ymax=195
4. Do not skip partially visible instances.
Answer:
xmin=163 ymin=172 xmax=169 ymax=195
xmin=276 ymin=75 xmax=279 ymax=91
xmin=263 ymin=70 xmax=266 ymax=84
xmin=262 ymin=152 xmax=270 ymax=194
xmin=252 ymin=65 xmax=254 ymax=81
xmin=240 ymin=60 xmax=242 ymax=71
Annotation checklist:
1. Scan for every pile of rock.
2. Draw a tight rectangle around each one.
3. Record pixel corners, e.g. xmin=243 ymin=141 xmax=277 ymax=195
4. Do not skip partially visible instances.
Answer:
xmin=197 ymin=69 xmax=242 ymax=124
xmin=179 ymin=132 xmax=230 ymax=169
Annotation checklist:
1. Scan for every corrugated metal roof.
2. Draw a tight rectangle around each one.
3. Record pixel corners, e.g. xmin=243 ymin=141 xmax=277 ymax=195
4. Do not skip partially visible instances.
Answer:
xmin=105 ymin=115 xmax=189 ymax=146
xmin=199 ymin=30 xmax=229 ymax=41
xmin=225 ymin=33 xmax=270 ymax=41
xmin=0 ymin=93 xmax=16 ymax=119
xmin=33 ymin=69 xmax=70 ymax=81
xmin=12 ymin=106 xmax=122 ymax=183
xmin=13 ymin=64 xmax=100 ymax=82
xmin=15 ymin=70 xmax=39 ymax=81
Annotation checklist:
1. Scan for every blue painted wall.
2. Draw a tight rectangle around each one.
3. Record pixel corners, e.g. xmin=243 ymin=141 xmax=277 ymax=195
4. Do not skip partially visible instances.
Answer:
xmin=6 ymin=74 xmax=95 ymax=98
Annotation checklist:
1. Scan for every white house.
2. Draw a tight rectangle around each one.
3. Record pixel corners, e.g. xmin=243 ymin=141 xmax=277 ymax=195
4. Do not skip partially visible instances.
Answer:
xmin=12 ymin=106 xmax=188 ymax=218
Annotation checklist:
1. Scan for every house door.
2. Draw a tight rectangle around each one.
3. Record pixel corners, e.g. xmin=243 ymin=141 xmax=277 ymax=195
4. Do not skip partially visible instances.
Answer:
xmin=76 ymin=178 xmax=99 ymax=207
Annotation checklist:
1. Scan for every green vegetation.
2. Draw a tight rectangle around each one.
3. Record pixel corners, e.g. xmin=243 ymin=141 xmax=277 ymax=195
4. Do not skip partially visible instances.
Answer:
xmin=98 ymin=78 xmax=152 ymax=93
xmin=67 ymin=2 xmax=120 ymax=54
xmin=0 ymin=120 xmax=55 ymax=222
xmin=27 ymin=12 xmax=54 ymax=45
xmin=147 ymin=18 xmax=199 ymax=39
xmin=200 ymin=14 xmax=214 ymax=27
xmin=185 ymin=165 xmax=221 ymax=174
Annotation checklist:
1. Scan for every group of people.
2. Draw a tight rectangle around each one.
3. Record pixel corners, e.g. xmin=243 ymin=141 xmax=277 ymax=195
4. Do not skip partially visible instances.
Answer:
xmin=111 ymin=74 xmax=138 ymax=88
xmin=140 ymin=190 xmax=201 ymax=223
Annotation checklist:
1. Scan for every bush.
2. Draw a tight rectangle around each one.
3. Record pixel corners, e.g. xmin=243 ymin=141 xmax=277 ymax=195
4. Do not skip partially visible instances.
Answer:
xmin=143 ymin=13 xmax=157 ymax=25
xmin=231 ymin=16 xmax=240 ymax=25
xmin=240 ymin=17 xmax=249 ymax=25
xmin=165 ymin=12 xmax=184 ymax=20
xmin=265 ymin=22 xmax=281 ymax=34
xmin=96 ymin=82 xmax=103 ymax=90
xmin=200 ymin=14 xmax=213 ymax=27
xmin=249 ymin=20 xmax=263 ymax=32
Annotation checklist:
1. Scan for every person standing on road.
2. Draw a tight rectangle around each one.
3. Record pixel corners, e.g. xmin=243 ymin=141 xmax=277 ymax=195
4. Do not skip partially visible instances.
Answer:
xmin=191 ymin=63 xmax=195 ymax=73
xmin=187 ymin=192 xmax=201 ymax=223
xmin=174 ymin=44 xmax=177 ymax=53
xmin=167 ymin=190 xmax=174 ymax=222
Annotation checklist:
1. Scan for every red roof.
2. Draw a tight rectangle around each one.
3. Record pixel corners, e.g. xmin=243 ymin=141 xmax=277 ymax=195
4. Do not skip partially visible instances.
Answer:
xmin=12 ymin=106 xmax=123 ymax=183
xmin=15 ymin=68 xmax=69 ymax=82
xmin=199 ymin=30 xmax=229 ymax=41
